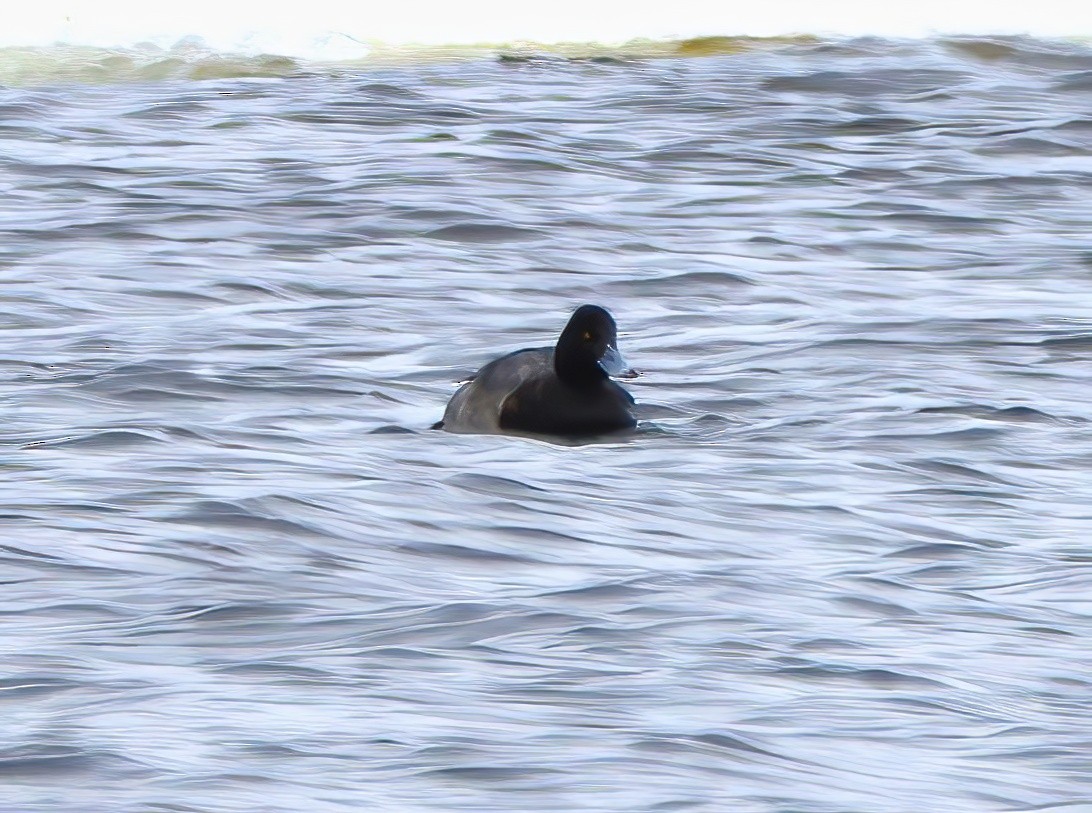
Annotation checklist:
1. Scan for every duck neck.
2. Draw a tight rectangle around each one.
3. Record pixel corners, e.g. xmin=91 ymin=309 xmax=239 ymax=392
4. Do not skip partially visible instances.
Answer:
xmin=554 ymin=347 xmax=606 ymax=390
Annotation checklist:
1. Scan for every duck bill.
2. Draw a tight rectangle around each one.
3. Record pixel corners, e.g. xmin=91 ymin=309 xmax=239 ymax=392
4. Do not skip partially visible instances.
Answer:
xmin=598 ymin=344 xmax=639 ymax=379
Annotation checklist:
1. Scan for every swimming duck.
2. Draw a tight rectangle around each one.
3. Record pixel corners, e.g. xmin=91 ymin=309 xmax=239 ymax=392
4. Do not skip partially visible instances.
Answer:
xmin=436 ymin=304 xmax=638 ymax=437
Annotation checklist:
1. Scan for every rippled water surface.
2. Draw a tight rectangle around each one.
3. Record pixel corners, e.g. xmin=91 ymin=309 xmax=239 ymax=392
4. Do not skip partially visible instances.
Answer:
xmin=3 ymin=36 xmax=1092 ymax=812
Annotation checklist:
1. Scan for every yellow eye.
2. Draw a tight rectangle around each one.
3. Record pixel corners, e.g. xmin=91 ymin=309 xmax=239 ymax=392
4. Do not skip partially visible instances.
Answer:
xmin=583 ymin=331 xmax=593 ymax=341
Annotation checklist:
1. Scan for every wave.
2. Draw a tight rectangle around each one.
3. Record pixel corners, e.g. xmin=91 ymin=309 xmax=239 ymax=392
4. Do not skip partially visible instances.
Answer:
xmin=5 ymin=1 xmax=1092 ymax=62
xmin=9 ymin=1 xmax=1092 ymax=52
xmin=3 ymin=33 xmax=1092 ymax=86
xmin=0 ymin=37 xmax=818 ymax=85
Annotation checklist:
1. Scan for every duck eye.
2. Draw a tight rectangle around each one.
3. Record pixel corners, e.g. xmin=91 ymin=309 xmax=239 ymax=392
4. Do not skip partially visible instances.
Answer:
xmin=583 ymin=331 xmax=593 ymax=341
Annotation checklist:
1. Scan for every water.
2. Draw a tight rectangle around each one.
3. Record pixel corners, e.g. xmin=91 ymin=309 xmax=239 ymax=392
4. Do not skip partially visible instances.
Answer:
xmin=3 ymin=36 xmax=1092 ymax=813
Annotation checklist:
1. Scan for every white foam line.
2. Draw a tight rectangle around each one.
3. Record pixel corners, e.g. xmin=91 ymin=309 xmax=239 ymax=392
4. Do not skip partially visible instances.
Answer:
xmin=5 ymin=0 xmax=1092 ymax=59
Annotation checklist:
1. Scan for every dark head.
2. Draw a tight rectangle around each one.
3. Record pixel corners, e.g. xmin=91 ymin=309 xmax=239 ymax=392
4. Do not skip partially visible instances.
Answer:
xmin=554 ymin=304 xmax=636 ymax=388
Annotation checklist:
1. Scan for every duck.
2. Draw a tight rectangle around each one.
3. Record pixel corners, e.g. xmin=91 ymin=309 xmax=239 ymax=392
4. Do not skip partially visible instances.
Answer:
xmin=435 ymin=304 xmax=638 ymax=437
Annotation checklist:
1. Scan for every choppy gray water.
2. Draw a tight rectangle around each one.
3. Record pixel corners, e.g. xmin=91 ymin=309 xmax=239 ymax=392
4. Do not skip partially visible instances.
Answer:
xmin=2 ymin=36 xmax=1092 ymax=813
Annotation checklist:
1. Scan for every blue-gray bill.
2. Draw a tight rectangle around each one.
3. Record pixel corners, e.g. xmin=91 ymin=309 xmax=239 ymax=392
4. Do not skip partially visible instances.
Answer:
xmin=598 ymin=344 xmax=639 ymax=380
